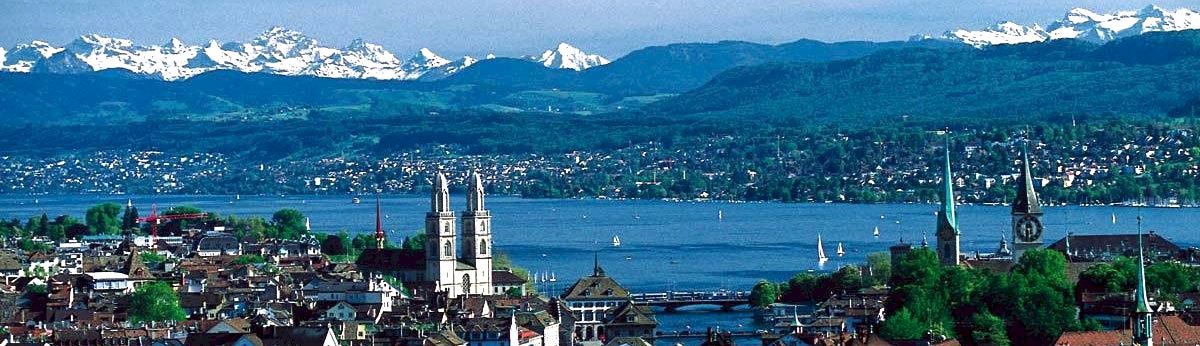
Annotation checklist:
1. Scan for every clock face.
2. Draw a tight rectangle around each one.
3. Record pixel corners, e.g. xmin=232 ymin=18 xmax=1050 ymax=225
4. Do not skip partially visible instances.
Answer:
xmin=1016 ymin=215 xmax=1043 ymax=242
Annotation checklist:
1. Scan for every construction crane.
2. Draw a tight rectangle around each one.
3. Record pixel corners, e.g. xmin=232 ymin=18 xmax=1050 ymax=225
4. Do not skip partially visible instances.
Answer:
xmin=136 ymin=204 xmax=208 ymax=248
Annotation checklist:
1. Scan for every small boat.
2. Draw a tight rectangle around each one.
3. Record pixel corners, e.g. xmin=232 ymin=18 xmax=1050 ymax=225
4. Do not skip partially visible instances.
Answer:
xmin=718 ymin=210 xmax=724 ymax=221
xmin=1112 ymin=212 xmax=1117 ymax=224
xmin=352 ymin=197 xmax=361 ymax=204
xmin=817 ymin=234 xmax=829 ymax=264
xmin=873 ymin=226 xmax=880 ymax=238
xmin=836 ymin=242 xmax=845 ymax=257
xmin=305 ymin=217 xmax=311 ymax=232
xmin=612 ymin=235 xmax=621 ymax=247
xmin=549 ymin=272 xmax=557 ymax=282
xmin=625 ymin=256 xmax=633 ymax=261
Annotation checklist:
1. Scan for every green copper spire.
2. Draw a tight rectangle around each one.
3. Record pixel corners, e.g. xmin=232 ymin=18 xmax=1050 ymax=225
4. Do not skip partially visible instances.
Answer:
xmin=1133 ymin=214 xmax=1154 ymax=345
xmin=1013 ymin=145 xmax=1042 ymax=215
xmin=937 ymin=139 xmax=959 ymax=236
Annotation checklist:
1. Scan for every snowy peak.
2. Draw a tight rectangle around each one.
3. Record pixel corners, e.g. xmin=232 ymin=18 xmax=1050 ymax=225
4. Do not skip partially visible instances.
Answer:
xmin=940 ymin=4 xmax=1200 ymax=47
xmin=2 ymin=28 xmax=610 ymax=80
xmin=526 ymin=42 xmax=610 ymax=71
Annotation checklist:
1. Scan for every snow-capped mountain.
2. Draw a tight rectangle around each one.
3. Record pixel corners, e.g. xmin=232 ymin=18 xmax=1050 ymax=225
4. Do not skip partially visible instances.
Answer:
xmin=525 ymin=42 xmax=610 ymax=71
xmin=940 ymin=5 xmax=1200 ymax=47
xmin=0 ymin=27 xmax=599 ymax=81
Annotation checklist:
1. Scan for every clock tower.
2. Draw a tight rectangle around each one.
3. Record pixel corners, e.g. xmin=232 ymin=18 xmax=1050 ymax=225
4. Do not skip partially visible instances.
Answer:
xmin=1012 ymin=146 xmax=1043 ymax=259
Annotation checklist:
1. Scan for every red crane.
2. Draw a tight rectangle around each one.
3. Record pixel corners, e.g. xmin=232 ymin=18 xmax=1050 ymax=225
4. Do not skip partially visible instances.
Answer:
xmin=136 ymin=204 xmax=208 ymax=248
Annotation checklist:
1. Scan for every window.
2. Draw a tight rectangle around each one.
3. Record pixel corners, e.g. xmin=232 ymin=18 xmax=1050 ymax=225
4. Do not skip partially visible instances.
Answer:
xmin=462 ymin=274 xmax=471 ymax=293
xmin=480 ymin=240 xmax=487 ymax=255
xmin=444 ymin=241 xmax=452 ymax=257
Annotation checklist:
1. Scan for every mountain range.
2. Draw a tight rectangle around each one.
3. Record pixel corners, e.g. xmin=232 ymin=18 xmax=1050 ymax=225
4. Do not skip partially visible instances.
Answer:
xmin=0 ymin=27 xmax=610 ymax=81
xmin=935 ymin=5 xmax=1200 ymax=47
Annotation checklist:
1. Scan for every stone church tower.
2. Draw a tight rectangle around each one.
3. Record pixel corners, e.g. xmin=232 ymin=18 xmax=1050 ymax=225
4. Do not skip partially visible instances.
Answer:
xmin=1011 ymin=146 xmax=1044 ymax=259
xmin=425 ymin=172 xmax=460 ymax=295
xmin=461 ymin=172 xmax=493 ymax=295
xmin=936 ymin=142 xmax=961 ymax=266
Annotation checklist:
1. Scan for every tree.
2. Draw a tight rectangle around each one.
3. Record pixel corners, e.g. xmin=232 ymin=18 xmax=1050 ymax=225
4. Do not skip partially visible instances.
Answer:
xmin=271 ymin=209 xmax=307 ymax=240
xmin=749 ymin=280 xmax=780 ymax=307
xmin=321 ymin=234 xmax=348 ymax=256
xmin=232 ymin=255 xmax=265 ymax=265
xmin=128 ymin=282 xmax=186 ymax=323
xmin=971 ymin=310 xmax=1011 ymax=346
xmin=880 ymin=308 xmax=925 ymax=340
xmin=781 ymin=273 xmax=818 ymax=303
xmin=866 ymin=252 xmax=892 ymax=286
xmin=85 ymin=203 xmax=123 ymax=235
xmin=121 ymin=204 xmax=140 ymax=230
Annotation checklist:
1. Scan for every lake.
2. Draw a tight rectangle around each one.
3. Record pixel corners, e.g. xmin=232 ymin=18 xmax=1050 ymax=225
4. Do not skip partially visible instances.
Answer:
xmin=1 ymin=194 xmax=1195 ymax=342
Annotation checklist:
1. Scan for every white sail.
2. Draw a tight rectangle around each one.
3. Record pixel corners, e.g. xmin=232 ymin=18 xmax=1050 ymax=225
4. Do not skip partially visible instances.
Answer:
xmin=817 ymin=234 xmax=829 ymax=263
xmin=718 ymin=210 xmax=724 ymax=220
xmin=1112 ymin=213 xmax=1117 ymax=224
xmin=612 ymin=235 xmax=621 ymax=247
xmin=836 ymin=242 xmax=845 ymax=257
xmin=873 ymin=226 xmax=880 ymax=237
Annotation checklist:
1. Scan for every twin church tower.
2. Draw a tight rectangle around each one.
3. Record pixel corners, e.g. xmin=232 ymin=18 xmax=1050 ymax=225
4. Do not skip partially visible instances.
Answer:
xmin=936 ymin=141 xmax=1043 ymax=265
xmin=424 ymin=172 xmax=494 ymax=298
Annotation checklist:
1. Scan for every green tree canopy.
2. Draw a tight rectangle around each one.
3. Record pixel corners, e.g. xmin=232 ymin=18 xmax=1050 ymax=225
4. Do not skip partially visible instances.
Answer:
xmin=85 ymin=203 xmax=123 ymax=235
xmin=749 ymin=280 xmax=780 ymax=307
xmin=128 ymin=282 xmax=186 ymax=323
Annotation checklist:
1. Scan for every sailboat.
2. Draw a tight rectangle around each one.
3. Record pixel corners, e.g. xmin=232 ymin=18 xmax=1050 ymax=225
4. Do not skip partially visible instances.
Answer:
xmin=1112 ymin=212 xmax=1117 ymax=224
xmin=873 ymin=226 xmax=880 ymax=238
xmin=817 ymin=234 xmax=829 ymax=264
xmin=612 ymin=235 xmax=622 ymax=247
xmin=836 ymin=242 xmax=845 ymax=257
xmin=718 ymin=210 xmax=724 ymax=221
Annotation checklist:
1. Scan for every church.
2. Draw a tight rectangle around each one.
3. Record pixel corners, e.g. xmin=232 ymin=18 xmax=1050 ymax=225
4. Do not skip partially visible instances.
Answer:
xmin=357 ymin=172 xmax=498 ymax=299
xmin=934 ymin=142 xmax=1044 ymax=266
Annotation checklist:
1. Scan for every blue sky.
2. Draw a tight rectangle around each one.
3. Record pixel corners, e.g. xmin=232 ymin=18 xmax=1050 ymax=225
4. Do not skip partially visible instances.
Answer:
xmin=1 ymin=0 xmax=1192 ymax=58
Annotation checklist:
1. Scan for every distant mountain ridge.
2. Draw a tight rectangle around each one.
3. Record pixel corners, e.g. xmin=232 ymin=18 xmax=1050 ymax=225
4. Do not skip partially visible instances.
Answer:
xmin=0 ymin=27 xmax=610 ymax=81
xmin=934 ymin=5 xmax=1200 ymax=47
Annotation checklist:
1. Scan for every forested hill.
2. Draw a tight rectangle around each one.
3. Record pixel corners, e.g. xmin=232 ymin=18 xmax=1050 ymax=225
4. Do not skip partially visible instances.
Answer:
xmin=646 ymin=30 xmax=1200 ymax=122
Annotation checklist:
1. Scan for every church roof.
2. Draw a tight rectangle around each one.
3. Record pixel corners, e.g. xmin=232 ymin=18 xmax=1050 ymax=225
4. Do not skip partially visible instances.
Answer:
xmin=1046 ymin=233 xmax=1181 ymax=258
xmin=1054 ymin=315 xmax=1200 ymax=346
xmin=492 ymin=270 xmax=527 ymax=285
xmin=355 ymin=248 xmax=425 ymax=272
xmin=1012 ymin=146 xmax=1043 ymax=215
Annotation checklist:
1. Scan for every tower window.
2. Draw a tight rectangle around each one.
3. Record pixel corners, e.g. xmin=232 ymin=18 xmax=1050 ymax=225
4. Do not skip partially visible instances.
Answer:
xmin=480 ymin=241 xmax=487 ymax=255
xmin=443 ymin=241 xmax=452 ymax=257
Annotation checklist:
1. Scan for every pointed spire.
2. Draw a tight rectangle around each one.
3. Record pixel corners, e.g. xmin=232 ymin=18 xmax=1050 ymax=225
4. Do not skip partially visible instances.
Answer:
xmin=997 ymin=233 xmax=1011 ymax=256
xmin=375 ymin=194 xmax=385 ymax=249
xmin=468 ymin=171 xmax=486 ymax=212
xmin=592 ymin=252 xmax=605 ymax=277
xmin=921 ymin=232 xmax=928 ymax=248
xmin=1013 ymin=144 xmax=1042 ymax=215
xmin=938 ymin=136 xmax=959 ymax=235
xmin=1133 ymin=213 xmax=1154 ymax=345
xmin=431 ymin=172 xmax=450 ymax=213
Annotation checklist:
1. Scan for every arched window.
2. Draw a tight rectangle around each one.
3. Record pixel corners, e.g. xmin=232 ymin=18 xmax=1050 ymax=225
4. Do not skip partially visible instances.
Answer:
xmin=479 ymin=240 xmax=487 ymax=255
xmin=443 ymin=223 xmax=451 ymax=234
xmin=443 ymin=241 xmax=452 ymax=257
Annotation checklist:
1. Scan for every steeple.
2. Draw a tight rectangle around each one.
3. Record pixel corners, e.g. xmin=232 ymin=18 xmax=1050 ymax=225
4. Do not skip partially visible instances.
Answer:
xmin=996 ymin=234 xmax=1011 ymax=257
xmin=1133 ymin=214 xmax=1154 ymax=346
xmin=1013 ymin=145 xmax=1042 ymax=214
xmin=431 ymin=172 xmax=450 ymax=213
xmin=937 ymin=142 xmax=959 ymax=236
xmin=592 ymin=253 xmax=606 ymax=277
xmin=1012 ymin=142 xmax=1046 ymax=259
xmin=468 ymin=171 xmax=486 ymax=212
xmin=935 ymin=136 xmax=961 ymax=266
xmin=375 ymin=195 xmax=385 ymax=249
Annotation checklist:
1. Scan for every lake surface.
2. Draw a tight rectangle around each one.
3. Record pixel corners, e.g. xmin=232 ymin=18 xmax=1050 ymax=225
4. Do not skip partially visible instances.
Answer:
xmin=2 ymin=194 xmax=1196 ymax=342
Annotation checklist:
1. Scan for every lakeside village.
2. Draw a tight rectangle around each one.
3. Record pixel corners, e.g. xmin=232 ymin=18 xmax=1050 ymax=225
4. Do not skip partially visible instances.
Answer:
xmin=4 ymin=145 xmax=1200 ymax=346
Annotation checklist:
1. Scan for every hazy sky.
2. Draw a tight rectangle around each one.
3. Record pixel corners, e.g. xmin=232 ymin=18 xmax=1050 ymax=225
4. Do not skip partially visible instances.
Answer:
xmin=1 ymin=0 xmax=1193 ymax=58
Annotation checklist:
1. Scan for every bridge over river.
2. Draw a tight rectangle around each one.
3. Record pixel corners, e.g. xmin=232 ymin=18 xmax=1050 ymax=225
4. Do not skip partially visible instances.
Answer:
xmin=631 ymin=290 xmax=751 ymax=312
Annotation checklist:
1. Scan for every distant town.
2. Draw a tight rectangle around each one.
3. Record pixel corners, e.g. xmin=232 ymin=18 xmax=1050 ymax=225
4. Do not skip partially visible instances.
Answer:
xmin=4 ymin=124 xmax=1200 ymax=206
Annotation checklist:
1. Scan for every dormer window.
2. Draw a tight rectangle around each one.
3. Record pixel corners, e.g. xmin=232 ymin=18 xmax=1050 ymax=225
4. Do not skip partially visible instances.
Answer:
xmin=604 ymin=288 xmax=614 ymax=296
xmin=581 ymin=289 xmax=590 ymax=296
